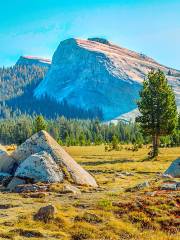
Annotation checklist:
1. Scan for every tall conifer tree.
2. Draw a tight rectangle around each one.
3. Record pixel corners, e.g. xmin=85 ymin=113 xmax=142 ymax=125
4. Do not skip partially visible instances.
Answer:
xmin=136 ymin=70 xmax=177 ymax=157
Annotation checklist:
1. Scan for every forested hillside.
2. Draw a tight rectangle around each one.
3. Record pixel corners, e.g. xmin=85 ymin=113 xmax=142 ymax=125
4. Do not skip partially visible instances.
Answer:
xmin=0 ymin=65 xmax=47 ymax=101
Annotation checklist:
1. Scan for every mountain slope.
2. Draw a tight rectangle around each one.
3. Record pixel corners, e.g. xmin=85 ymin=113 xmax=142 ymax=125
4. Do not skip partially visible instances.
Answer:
xmin=34 ymin=38 xmax=180 ymax=121
xmin=0 ymin=65 xmax=47 ymax=101
xmin=0 ymin=63 xmax=102 ymax=120
xmin=16 ymin=56 xmax=51 ymax=67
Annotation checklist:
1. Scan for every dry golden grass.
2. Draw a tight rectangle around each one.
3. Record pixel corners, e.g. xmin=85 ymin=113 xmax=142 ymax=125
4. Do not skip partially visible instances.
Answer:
xmin=0 ymin=145 xmax=179 ymax=239
xmin=4 ymin=144 xmax=16 ymax=153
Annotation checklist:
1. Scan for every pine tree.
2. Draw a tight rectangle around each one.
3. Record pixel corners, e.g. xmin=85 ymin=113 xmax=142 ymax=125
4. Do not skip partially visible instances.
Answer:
xmin=136 ymin=70 xmax=177 ymax=157
xmin=34 ymin=115 xmax=47 ymax=132
xmin=111 ymin=135 xmax=119 ymax=150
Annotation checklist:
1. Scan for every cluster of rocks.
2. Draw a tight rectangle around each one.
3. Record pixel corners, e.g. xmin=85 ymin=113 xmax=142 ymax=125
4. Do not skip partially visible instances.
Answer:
xmin=125 ymin=158 xmax=180 ymax=193
xmin=161 ymin=181 xmax=180 ymax=191
xmin=0 ymin=130 xmax=97 ymax=192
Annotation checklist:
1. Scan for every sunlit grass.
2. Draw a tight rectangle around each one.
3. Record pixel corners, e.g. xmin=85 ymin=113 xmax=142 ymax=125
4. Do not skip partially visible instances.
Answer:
xmin=0 ymin=145 xmax=179 ymax=239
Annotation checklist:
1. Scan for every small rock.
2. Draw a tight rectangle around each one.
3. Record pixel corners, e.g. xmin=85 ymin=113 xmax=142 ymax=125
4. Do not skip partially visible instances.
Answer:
xmin=14 ymin=183 xmax=49 ymax=193
xmin=126 ymin=181 xmax=150 ymax=192
xmin=161 ymin=173 xmax=173 ymax=179
xmin=34 ymin=205 xmax=56 ymax=223
xmin=137 ymin=181 xmax=150 ymax=189
xmin=115 ymin=173 xmax=126 ymax=178
xmin=121 ymin=171 xmax=134 ymax=176
xmin=161 ymin=183 xmax=177 ymax=191
xmin=145 ymin=191 xmax=157 ymax=197
xmin=62 ymin=184 xmax=81 ymax=195
xmin=7 ymin=177 xmax=26 ymax=192
xmin=22 ymin=192 xmax=47 ymax=198
xmin=162 ymin=179 xmax=178 ymax=183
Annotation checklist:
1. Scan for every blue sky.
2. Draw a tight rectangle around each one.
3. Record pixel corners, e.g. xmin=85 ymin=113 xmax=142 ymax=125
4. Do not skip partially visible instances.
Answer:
xmin=1 ymin=0 xmax=180 ymax=69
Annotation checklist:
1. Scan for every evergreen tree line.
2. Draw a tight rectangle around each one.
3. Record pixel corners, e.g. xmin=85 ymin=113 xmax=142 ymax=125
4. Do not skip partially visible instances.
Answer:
xmin=0 ymin=115 xmax=179 ymax=147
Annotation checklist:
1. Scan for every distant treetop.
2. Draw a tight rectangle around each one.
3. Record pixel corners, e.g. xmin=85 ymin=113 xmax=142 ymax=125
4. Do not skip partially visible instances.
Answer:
xmin=88 ymin=37 xmax=110 ymax=45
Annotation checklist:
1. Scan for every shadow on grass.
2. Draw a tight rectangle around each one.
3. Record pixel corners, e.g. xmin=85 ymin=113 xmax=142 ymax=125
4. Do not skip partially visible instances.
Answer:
xmin=81 ymin=159 xmax=134 ymax=166
xmin=135 ymin=171 xmax=158 ymax=174
xmin=89 ymin=169 xmax=116 ymax=174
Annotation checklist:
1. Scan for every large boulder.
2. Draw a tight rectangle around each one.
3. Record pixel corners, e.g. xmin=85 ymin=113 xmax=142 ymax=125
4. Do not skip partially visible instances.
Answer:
xmin=14 ymin=151 xmax=64 ymax=183
xmin=164 ymin=158 xmax=180 ymax=178
xmin=11 ymin=131 xmax=97 ymax=187
xmin=0 ymin=147 xmax=15 ymax=173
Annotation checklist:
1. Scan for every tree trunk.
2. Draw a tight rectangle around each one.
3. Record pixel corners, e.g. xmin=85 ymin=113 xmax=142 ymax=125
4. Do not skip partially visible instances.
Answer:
xmin=152 ymin=134 xmax=159 ymax=157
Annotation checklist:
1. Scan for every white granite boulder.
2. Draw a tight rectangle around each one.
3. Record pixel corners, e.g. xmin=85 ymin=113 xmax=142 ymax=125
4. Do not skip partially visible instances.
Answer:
xmin=11 ymin=131 xmax=97 ymax=187
xmin=0 ymin=148 xmax=15 ymax=173
xmin=15 ymin=151 xmax=64 ymax=183
xmin=164 ymin=158 xmax=180 ymax=178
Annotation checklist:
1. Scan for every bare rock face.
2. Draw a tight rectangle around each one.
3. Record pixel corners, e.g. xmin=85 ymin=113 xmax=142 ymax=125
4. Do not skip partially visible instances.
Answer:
xmin=11 ymin=131 xmax=97 ymax=187
xmin=164 ymin=158 xmax=180 ymax=178
xmin=34 ymin=38 xmax=180 ymax=120
xmin=14 ymin=151 xmax=64 ymax=183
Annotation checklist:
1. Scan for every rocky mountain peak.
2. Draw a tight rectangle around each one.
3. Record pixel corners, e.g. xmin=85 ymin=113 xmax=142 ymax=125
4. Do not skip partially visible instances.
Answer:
xmin=16 ymin=56 xmax=51 ymax=67
xmin=34 ymin=38 xmax=180 ymax=121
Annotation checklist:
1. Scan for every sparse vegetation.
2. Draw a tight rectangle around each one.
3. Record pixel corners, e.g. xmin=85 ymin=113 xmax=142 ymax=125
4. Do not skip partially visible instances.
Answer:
xmin=0 ymin=145 xmax=179 ymax=239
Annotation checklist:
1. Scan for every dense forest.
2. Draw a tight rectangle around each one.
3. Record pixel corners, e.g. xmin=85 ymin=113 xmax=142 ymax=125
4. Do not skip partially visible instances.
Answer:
xmin=0 ymin=115 xmax=143 ymax=145
xmin=0 ymin=65 xmax=103 ymax=120
xmin=0 ymin=65 xmax=47 ymax=101
xmin=0 ymin=115 xmax=179 ymax=147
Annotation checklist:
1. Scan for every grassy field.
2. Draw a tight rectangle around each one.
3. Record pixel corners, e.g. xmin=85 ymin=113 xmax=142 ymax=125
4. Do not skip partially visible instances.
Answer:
xmin=0 ymin=145 xmax=179 ymax=240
